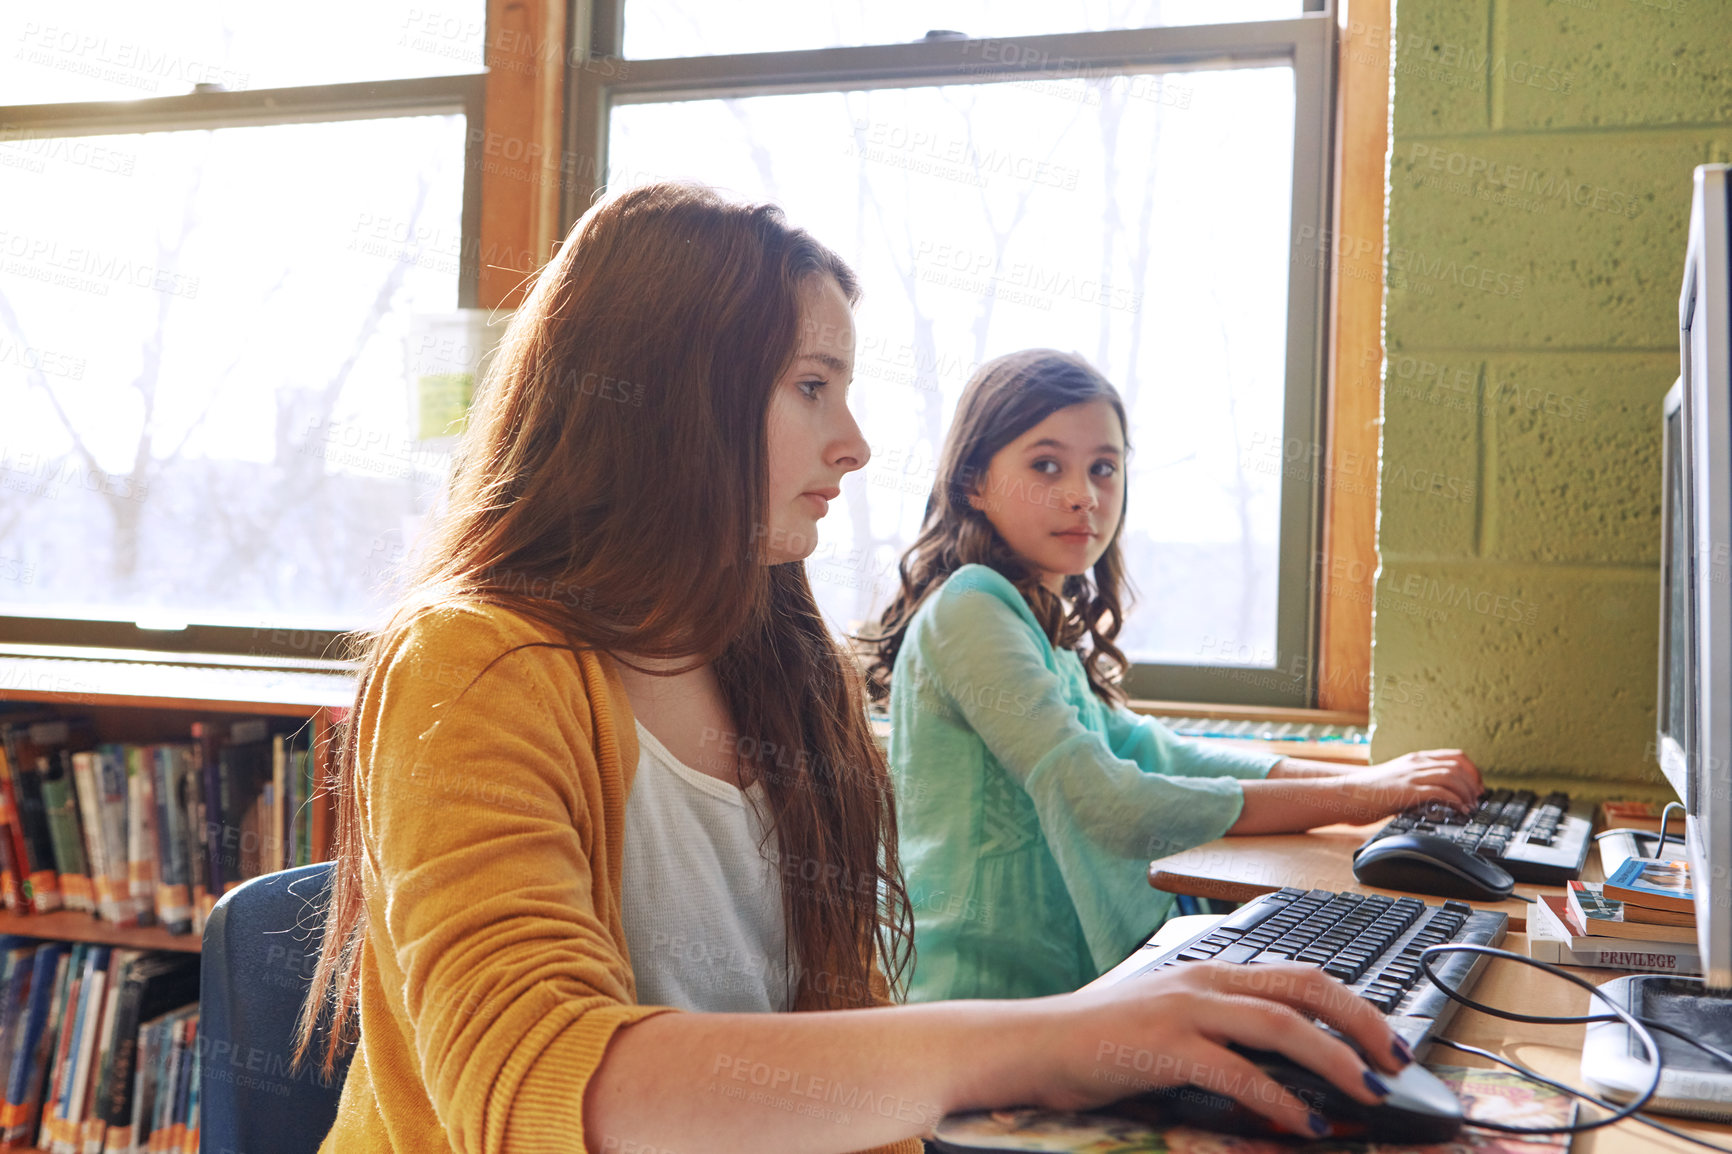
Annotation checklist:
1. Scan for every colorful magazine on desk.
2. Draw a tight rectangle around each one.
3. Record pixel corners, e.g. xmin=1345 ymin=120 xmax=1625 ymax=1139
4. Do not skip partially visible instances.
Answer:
xmin=930 ymin=1067 xmax=1576 ymax=1153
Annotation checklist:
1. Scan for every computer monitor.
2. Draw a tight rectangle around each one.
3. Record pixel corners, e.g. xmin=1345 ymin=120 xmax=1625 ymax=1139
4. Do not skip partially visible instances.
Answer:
xmin=1664 ymin=163 xmax=1732 ymax=990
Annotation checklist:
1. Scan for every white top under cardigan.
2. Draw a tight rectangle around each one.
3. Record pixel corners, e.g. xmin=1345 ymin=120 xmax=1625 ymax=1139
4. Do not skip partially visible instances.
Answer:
xmin=619 ymin=720 xmax=794 ymax=1012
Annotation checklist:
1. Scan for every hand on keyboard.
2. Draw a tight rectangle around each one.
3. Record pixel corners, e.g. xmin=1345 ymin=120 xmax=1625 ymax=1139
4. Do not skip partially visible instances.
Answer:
xmin=1337 ymin=749 xmax=1484 ymax=821
xmin=1032 ymin=962 xmax=1414 ymax=1139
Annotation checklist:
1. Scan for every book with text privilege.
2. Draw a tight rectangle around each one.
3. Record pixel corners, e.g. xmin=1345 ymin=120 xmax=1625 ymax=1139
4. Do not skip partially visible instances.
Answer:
xmin=1529 ymin=893 xmax=1702 ymax=973
xmin=1603 ymin=855 xmax=1696 ymax=915
xmin=1566 ymin=880 xmax=1696 ymax=943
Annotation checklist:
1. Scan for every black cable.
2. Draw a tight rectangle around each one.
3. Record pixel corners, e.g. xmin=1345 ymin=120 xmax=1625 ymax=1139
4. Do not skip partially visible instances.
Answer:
xmin=1414 ymin=943 xmax=1662 ymax=1135
xmin=1428 ymin=1036 xmax=1732 ymax=1154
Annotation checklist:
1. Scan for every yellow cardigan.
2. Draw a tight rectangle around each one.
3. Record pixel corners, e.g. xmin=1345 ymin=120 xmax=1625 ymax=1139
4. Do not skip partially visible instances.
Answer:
xmin=318 ymin=602 xmax=923 ymax=1154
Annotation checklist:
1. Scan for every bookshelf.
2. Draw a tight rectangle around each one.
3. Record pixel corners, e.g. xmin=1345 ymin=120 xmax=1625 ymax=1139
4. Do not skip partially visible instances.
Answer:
xmin=0 ymin=644 xmax=354 ymax=952
xmin=0 ymin=644 xmax=354 ymax=1154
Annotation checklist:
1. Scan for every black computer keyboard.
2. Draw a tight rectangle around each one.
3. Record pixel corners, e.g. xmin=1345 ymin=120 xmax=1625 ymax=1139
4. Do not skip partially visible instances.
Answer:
xmin=1090 ymin=887 xmax=1508 ymax=1050
xmin=1358 ymin=788 xmax=1593 ymax=886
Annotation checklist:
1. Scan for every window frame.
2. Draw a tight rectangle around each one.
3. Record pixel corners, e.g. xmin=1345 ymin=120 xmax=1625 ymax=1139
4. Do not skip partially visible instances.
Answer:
xmin=0 ymin=73 xmax=486 ymax=662
xmin=568 ymin=1 xmax=1337 ymax=708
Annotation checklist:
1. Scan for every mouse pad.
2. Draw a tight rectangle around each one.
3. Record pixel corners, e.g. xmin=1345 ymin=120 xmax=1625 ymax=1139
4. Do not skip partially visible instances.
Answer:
xmin=928 ymin=1066 xmax=1576 ymax=1153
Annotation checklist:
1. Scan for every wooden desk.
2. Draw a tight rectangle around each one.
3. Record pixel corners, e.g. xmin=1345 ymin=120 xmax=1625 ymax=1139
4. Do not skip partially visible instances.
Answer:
xmin=1447 ymin=933 xmax=1732 ymax=1152
xmin=1146 ymin=821 xmax=1590 ymax=933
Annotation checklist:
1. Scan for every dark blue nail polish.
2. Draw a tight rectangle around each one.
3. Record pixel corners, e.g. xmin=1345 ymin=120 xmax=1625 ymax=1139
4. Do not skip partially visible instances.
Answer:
xmin=1308 ymin=1113 xmax=1331 ymax=1137
xmin=1392 ymin=1036 xmax=1414 ymax=1065
xmin=1364 ymin=1070 xmax=1391 ymax=1097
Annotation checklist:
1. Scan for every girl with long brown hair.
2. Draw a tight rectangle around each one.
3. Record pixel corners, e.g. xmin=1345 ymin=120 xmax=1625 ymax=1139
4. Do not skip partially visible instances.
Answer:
xmin=868 ymin=350 xmax=1484 ymax=1003
xmin=297 ymin=182 xmax=1418 ymax=1153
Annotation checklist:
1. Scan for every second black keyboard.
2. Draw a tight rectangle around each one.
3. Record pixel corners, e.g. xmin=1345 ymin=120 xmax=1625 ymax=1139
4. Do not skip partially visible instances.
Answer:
xmin=1356 ymin=788 xmax=1593 ymax=886
xmin=1090 ymin=887 xmax=1509 ymax=1051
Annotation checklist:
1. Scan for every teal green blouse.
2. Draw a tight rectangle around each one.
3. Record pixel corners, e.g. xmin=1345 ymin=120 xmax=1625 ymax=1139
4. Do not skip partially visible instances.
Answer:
xmin=888 ymin=564 xmax=1283 ymax=1001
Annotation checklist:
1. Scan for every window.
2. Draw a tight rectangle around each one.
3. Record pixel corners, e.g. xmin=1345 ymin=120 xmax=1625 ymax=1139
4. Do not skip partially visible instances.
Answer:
xmin=572 ymin=1 xmax=1333 ymax=705
xmin=0 ymin=4 xmax=485 ymax=657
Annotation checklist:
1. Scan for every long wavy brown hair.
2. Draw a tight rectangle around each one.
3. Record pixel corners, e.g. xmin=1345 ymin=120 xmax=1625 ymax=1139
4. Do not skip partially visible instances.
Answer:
xmin=292 ymin=181 xmax=914 ymax=1078
xmin=865 ymin=349 xmax=1134 ymax=707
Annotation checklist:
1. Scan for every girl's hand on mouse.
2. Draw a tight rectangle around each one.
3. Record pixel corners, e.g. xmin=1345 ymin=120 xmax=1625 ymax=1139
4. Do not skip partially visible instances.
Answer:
xmin=1025 ymin=961 xmax=1413 ymax=1138
xmin=1344 ymin=749 xmax=1483 ymax=818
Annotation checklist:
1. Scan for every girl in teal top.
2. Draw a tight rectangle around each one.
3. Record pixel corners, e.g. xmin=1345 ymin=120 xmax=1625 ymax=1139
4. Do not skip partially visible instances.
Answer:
xmin=867 ymin=350 xmax=1485 ymax=1001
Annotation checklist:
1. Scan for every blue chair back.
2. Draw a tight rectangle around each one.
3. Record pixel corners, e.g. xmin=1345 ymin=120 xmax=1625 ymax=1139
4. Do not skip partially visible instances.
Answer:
xmin=200 ymin=861 xmax=352 ymax=1154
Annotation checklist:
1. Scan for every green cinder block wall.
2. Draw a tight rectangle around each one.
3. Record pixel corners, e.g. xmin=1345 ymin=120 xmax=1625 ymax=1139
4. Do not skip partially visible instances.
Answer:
xmin=1371 ymin=0 xmax=1732 ymax=801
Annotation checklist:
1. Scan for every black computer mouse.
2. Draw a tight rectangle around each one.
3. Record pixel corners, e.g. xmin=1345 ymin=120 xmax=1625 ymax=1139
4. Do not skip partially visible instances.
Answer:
xmin=1113 ymin=1040 xmax=1464 ymax=1144
xmin=1352 ymin=831 xmax=1517 ymax=901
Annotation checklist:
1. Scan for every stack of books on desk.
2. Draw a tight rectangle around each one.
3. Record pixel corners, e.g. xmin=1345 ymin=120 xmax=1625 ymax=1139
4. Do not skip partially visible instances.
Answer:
xmin=1527 ymin=858 xmax=1701 ymax=974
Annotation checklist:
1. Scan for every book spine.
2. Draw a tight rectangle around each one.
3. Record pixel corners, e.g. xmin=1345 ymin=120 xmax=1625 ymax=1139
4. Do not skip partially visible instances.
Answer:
xmin=0 ymin=815 xmax=18 ymax=917
xmin=95 ymin=965 xmax=146 ymax=1146
xmin=75 ymin=954 xmax=122 ymax=1154
xmin=165 ymin=1015 xmax=194 ymax=1154
xmin=311 ymin=713 xmax=339 ymax=865
xmin=0 ymin=742 xmax=22 ymax=915
xmin=38 ymin=945 xmax=86 ymax=1153
xmin=68 ymin=757 xmax=110 ymax=925
xmin=198 ymin=731 xmax=224 ymax=913
xmin=40 ymin=756 xmax=92 ymax=917
xmin=1531 ymin=936 xmax=1701 ymax=972
xmin=3 ymin=944 xmax=66 ymax=1147
xmin=125 ymin=750 xmax=157 ymax=929
xmin=0 ymin=731 xmax=25 ymax=914
xmin=147 ymin=1015 xmax=178 ymax=1154
xmin=183 ymin=742 xmax=207 ymax=938
xmin=126 ymin=1020 xmax=156 ymax=1154
xmin=216 ymin=748 xmax=239 ymax=894
xmin=269 ymin=735 xmax=285 ymax=877
xmin=0 ymin=951 xmax=27 ymax=1122
xmin=238 ymin=742 xmax=261 ymax=885
xmin=148 ymin=751 xmax=190 ymax=936
xmin=93 ymin=751 xmax=135 ymax=930
xmin=295 ymin=742 xmax=312 ymax=868
xmin=19 ymin=758 xmax=63 ymax=915
xmin=178 ymin=1043 xmax=197 ymax=1154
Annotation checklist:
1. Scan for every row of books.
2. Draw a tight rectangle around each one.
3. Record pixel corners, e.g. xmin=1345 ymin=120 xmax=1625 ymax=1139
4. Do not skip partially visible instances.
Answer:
xmin=0 ymin=938 xmax=200 ymax=1153
xmin=0 ymin=718 xmax=319 ymax=936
